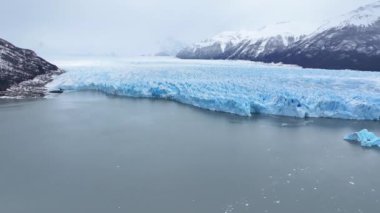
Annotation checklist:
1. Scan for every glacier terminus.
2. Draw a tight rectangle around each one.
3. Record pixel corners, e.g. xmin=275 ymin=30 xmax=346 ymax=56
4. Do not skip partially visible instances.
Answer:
xmin=48 ymin=57 xmax=380 ymax=120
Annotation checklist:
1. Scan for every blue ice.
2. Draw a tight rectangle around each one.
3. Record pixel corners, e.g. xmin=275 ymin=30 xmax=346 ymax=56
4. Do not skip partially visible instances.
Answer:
xmin=345 ymin=129 xmax=380 ymax=147
xmin=48 ymin=57 xmax=380 ymax=120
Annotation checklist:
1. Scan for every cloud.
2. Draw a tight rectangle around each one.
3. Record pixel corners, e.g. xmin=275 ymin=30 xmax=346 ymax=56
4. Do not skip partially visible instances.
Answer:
xmin=0 ymin=0 xmax=374 ymax=58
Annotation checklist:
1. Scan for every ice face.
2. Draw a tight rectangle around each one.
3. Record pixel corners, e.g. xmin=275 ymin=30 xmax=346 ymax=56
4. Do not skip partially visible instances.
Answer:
xmin=345 ymin=129 xmax=380 ymax=147
xmin=48 ymin=57 xmax=380 ymax=120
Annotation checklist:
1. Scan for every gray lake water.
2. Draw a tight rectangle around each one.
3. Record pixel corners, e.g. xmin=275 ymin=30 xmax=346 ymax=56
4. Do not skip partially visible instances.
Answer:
xmin=0 ymin=92 xmax=380 ymax=213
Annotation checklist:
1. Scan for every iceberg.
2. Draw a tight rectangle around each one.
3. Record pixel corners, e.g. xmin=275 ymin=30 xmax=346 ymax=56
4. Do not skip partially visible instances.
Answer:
xmin=48 ymin=57 xmax=380 ymax=120
xmin=344 ymin=129 xmax=380 ymax=147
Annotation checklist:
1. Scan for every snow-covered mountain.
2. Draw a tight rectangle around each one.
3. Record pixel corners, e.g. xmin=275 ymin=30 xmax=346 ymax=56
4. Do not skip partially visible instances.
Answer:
xmin=177 ymin=1 xmax=380 ymax=71
xmin=177 ymin=22 xmax=315 ymax=60
xmin=0 ymin=38 xmax=62 ymax=97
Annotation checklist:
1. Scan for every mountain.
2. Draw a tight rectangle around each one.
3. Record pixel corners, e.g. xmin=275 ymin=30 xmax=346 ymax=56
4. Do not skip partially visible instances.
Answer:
xmin=0 ymin=38 xmax=62 ymax=97
xmin=177 ymin=1 xmax=380 ymax=71
xmin=264 ymin=1 xmax=380 ymax=71
xmin=177 ymin=22 xmax=316 ymax=60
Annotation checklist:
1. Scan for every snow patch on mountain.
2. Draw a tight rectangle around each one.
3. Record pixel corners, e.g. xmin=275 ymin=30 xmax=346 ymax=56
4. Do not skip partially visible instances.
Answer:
xmin=192 ymin=22 xmax=317 ymax=53
xmin=312 ymin=1 xmax=380 ymax=34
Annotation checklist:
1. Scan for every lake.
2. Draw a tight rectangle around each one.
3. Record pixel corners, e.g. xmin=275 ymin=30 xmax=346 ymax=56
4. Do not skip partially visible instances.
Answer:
xmin=0 ymin=91 xmax=379 ymax=213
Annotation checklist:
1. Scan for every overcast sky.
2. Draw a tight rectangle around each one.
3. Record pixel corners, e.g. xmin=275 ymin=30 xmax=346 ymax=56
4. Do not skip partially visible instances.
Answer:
xmin=0 ymin=0 xmax=374 ymax=58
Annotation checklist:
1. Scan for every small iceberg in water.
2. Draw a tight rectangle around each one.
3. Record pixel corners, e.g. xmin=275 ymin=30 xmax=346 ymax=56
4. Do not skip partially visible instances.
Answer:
xmin=344 ymin=129 xmax=380 ymax=147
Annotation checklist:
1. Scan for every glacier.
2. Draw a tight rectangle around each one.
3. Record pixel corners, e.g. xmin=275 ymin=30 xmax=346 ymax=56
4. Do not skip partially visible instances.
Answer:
xmin=48 ymin=57 xmax=380 ymax=120
xmin=345 ymin=129 xmax=380 ymax=147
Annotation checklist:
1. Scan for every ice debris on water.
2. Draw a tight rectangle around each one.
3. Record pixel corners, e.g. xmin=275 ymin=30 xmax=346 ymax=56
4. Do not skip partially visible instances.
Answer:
xmin=344 ymin=129 xmax=380 ymax=147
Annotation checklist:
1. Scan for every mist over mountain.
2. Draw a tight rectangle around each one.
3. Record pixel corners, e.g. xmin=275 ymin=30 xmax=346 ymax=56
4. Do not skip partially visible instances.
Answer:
xmin=155 ymin=38 xmax=187 ymax=56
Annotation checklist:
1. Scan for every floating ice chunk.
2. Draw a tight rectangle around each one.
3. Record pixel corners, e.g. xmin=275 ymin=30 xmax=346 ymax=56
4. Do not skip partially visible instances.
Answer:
xmin=344 ymin=129 xmax=380 ymax=147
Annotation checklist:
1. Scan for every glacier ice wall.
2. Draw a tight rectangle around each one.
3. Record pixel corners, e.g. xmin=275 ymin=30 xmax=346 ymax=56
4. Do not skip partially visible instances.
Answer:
xmin=48 ymin=57 xmax=380 ymax=120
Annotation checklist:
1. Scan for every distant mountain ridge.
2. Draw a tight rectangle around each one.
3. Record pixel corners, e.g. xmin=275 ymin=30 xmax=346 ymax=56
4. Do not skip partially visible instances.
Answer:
xmin=0 ymin=38 xmax=62 ymax=97
xmin=177 ymin=21 xmax=314 ymax=60
xmin=177 ymin=1 xmax=380 ymax=71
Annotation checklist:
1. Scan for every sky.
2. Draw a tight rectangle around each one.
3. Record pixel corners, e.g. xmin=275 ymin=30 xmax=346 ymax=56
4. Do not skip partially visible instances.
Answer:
xmin=0 ymin=0 xmax=375 ymax=58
